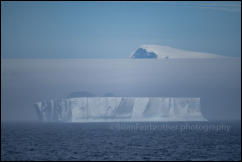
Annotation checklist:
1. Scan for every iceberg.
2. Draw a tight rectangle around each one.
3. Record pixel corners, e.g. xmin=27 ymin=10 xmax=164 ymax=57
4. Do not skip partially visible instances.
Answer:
xmin=34 ymin=97 xmax=207 ymax=122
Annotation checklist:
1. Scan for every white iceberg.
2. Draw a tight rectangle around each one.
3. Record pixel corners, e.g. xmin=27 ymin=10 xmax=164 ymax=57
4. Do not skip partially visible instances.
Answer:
xmin=34 ymin=97 xmax=207 ymax=122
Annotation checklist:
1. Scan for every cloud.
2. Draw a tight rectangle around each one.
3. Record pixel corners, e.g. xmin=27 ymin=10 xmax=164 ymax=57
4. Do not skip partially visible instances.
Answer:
xmin=174 ymin=2 xmax=241 ymax=13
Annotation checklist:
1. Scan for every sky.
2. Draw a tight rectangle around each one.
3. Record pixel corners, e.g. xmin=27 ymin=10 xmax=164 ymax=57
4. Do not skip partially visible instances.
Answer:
xmin=1 ymin=1 xmax=241 ymax=58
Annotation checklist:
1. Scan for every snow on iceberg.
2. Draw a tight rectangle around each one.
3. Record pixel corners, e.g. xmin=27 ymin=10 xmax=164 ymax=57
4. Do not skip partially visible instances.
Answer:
xmin=130 ymin=44 xmax=227 ymax=59
xmin=34 ymin=97 xmax=207 ymax=122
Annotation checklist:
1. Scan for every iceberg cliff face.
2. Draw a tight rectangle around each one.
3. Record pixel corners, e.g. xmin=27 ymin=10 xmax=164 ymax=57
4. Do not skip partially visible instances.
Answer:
xmin=34 ymin=97 xmax=207 ymax=122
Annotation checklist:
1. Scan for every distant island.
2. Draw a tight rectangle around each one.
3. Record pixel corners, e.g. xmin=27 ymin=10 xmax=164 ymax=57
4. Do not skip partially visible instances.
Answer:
xmin=130 ymin=44 xmax=227 ymax=59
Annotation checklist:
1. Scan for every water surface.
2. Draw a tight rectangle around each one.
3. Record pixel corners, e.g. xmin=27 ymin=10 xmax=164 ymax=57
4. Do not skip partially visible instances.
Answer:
xmin=1 ymin=121 xmax=241 ymax=161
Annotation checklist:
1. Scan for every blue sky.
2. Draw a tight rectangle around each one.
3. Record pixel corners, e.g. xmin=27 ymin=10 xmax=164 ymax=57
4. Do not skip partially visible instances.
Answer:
xmin=1 ymin=1 xmax=241 ymax=58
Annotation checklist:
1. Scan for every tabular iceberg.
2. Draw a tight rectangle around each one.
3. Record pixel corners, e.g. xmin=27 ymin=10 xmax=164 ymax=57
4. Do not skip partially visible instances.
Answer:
xmin=34 ymin=97 xmax=207 ymax=122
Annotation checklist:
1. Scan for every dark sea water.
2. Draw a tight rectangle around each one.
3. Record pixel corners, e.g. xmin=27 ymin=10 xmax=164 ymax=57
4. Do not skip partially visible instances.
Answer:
xmin=1 ymin=121 xmax=241 ymax=161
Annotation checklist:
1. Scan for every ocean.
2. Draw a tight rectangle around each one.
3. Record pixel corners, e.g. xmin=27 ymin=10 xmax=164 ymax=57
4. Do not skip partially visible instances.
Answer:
xmin=1 ymin=121 xmax=241 ymax=161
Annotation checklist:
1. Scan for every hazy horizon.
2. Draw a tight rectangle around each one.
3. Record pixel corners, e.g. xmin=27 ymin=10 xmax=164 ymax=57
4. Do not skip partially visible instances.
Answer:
xmin=1 ymin=58 xmax=241 ymax=121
